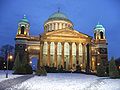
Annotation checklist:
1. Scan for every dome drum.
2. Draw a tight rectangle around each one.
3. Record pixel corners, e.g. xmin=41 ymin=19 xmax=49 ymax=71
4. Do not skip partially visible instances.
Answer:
xmin=44 ymin=11 xmax=73 ymax=32
xmin=44 ymin=20 xmax=73 ymax=32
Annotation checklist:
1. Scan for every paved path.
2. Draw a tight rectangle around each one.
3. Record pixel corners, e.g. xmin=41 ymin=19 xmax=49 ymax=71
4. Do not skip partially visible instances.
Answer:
xmin=83 ymin=78 xmax=108 ymax=90
xmin=0 ymin=75 xmax=34 ymax=90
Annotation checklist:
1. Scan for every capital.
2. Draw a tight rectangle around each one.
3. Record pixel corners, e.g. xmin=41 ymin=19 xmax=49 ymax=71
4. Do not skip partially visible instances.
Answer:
xmin=54 ymin=42 xmax=58 ymax=45
xmin=68 ymin=42 xmax=72 ymax=45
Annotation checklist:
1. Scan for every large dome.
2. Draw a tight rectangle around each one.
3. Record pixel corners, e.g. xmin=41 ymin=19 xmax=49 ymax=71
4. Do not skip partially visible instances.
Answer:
xmin=44 ymin=11 xmax=73 ymax=32
xmin=48 ymin=12 xmax=69 ymax=21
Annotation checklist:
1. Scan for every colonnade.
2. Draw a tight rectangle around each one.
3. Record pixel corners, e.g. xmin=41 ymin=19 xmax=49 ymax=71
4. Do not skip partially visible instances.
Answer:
xmin=44 ymin=22 xmax=72 ymax=32
xmin=39 ymin=41 xmax=90 ymax=70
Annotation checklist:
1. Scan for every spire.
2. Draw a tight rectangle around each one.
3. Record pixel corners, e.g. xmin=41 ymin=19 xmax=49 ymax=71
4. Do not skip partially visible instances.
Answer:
xmin=23 ymin=14 xmax=26 ymax=19
xmin=97 ymin=21 xmax=100 ymax=25
xmin=58 ymin=7 xmax=60 ymax=13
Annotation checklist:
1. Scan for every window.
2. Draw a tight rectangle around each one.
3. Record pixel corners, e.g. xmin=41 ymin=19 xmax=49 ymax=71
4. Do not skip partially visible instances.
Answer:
xmin=94 ymin=33 xmax=96 ymax=39
xmin=21 ymin=26 xmax=25 ymax=34
xmin=100 ymin=31 xmax=104 ymax=39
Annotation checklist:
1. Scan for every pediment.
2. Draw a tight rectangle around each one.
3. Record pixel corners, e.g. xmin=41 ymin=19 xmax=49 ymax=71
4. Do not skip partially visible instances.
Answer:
xmin=44 ymin=28 xmax=91 ymax=39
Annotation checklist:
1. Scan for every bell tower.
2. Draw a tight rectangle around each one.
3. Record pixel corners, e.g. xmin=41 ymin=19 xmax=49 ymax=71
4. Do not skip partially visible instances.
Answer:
xmin=94 ymin=22 xmax=106 ymax=40
xmin=15 ymin=15 xmax=30 ymax=64
xmin=16 ymin=15 xmax=30 ymax=37
xmin=93 ymin=23 xmax=108 ymax=69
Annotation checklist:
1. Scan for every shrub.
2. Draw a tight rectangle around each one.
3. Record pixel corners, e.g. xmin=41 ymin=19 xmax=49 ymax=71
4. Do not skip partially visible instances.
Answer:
xmin=13 ymin=53 xmax=21 ymax=70
xmin=13 ymin=65 xmax=26 ymax=74
xmin=25 ymin=64 xmax=33 ymax=74
xmin=36 ymin=67 xmax=47 ymax=76
xmin=109 ymin=57 xmax=120 ymax=78
xmin=76 ymin=65 xmax=81 ymax=73
xmin=13 ymin=64 xmax=33 ymax=74
xmin=97 ymin=60 xmax=107 ymax=77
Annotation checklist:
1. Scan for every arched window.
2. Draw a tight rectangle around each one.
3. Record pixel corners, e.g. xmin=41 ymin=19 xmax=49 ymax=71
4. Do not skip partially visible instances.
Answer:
xmin=100 ymin=31 xmax=104 ymax=39
xmin=94 ymin=33 xmax=96 ymax=39
xmin=21 ymin=26 xmax=25 ymax=34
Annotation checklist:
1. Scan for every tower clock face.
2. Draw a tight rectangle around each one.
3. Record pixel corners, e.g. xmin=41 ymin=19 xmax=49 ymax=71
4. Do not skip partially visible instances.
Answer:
xmin=100 ymin=48 xmax=107 ymax=54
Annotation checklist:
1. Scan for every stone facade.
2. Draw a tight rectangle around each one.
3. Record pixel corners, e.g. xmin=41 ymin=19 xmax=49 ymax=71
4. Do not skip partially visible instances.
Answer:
xmin=15 ymin=12 xmax=108 ymax=73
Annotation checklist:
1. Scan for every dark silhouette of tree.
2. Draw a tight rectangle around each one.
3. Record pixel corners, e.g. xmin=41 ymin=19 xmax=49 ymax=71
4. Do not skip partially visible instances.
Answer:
xmin=109 ymin=57 xmax=120 ymax=78
xmin=0 ymin=44 xmax=14 ymax=58
xmin=97 ymin=59 xmax=106 ymax=77
xmin=13 ymin=53 xmax=21 ymax=70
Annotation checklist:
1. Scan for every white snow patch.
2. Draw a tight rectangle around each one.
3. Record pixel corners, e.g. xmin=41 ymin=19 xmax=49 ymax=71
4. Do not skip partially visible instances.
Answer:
xmin=5 ymin=73 xmax=120 ymax=90
xmin=0 ymin=70 xmax=23 ymax=82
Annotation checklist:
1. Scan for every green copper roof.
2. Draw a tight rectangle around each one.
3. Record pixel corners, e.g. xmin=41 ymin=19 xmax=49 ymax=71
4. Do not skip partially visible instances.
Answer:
xmin=19 ymin=15 xmax=29 ymax=23
xmin=95 ymin=22 xmax=104 ymax=29
xmin=95 ymin=24 xmax=104 ymax=28
xmin=48 ymin=11 xmax=70 ymax=21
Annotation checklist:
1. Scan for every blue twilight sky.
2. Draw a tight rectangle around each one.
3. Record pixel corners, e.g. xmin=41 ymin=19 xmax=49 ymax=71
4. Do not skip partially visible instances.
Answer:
xmin=0 ymin=0 xmax=120 ymax=59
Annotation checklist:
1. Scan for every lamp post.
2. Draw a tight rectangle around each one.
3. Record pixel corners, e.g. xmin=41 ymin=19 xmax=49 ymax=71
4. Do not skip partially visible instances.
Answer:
xmin=6 ymin=52 xmax=9 ymax=78
xmin=3 ymin=62 xmax=6 ymax=72
xmin=6 ymin=52 xmax=13 ymax=78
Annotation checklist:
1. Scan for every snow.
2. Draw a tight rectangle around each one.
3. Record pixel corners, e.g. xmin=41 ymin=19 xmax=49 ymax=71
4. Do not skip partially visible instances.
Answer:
xmin=7 ymin=73 xmax=120 ymax=90
xmin=0 ymin=70 xmax=22 ymax=82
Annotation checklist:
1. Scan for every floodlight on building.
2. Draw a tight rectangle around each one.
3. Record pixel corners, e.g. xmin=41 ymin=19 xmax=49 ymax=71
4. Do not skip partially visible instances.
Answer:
xmin=29 ymin=61 xmax=32 ymax=64
xmin=97 ymin=63 xmax=100 ymax=66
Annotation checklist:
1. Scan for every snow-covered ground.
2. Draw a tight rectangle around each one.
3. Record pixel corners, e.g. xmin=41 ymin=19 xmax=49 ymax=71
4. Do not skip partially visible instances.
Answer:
xmin=0 ymin=70 xmax=22 ymax=82
xmin=7 ymin=73 xmax=120 ymax=90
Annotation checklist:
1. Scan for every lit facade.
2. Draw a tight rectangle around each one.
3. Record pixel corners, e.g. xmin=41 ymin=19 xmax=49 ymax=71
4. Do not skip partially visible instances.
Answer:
xmin=15 ymin=12 xmax=108 ymax=72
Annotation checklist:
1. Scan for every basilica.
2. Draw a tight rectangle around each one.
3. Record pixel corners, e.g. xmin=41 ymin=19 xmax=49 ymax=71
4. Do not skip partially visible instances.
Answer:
xmin=15 ymin=11 xmax=108 ymax=73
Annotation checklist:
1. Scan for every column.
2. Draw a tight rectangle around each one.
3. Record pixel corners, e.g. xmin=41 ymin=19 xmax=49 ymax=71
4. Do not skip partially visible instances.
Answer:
xmin=55 ymin=23 xmax=58 ymax=30
xmin=47 ymin=42 xmax=50 ymax=66
xmin=49 ymin=24 xmax=51 ymax=31
xmin=89 ymin=44 xmax=92 ymax=71
xmin=59 ymin=23 xmax=62 ymax=29
xmin=45 ymin=26 xmax=47 ymax=32
xmin=47 ymin=24 xmax=49 ymax=31
xmin=38 ymin=41 xmax=43 ymax=69
xmin=52 ymin=23 xmax=54 ymax=30
xmin=63 ymin=23 xmax=65 ymax=28
xmin=46 ymin=25 xmax=48 ymax=32
xmin=61 ymin=42 xmax=64 ymax=68
xmin=50 ymin=23 xmax=52 ymax=31
xmin=61 ymin=23 xmax=63 ymax=29
xmin=54 ymin=42 xmax=58 ymax=68
xmin=65 ymin=24 xmax=67 ymax=28
xmin=76 ymin=43 xmax=79 ymax=65
xmin=38 ymin=46 xmax=40 ymax=69
xmin=53 ymin=23 xmax=55 ymax=30
xmin=47 ymin=25 xmax=49 ymax=32
xmin=69 ymin=42 xmax=72 ymax=69
xmin=40 ymin=42 xmax=44 ymax=67
xmin=86 ymin=43 xmax=90 ymax=73
xmin=82 ymin=43 xmax=86 ymax=70
xmin=58 ymin=23 xmax=59 ymax=29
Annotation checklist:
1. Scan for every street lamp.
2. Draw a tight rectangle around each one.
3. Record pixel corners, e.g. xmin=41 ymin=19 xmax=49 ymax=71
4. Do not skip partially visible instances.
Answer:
xmin=5 ymin=52 xmax=13 ymax=78
xmin=3 ymin=62 xmax=6 ymax=72
xmin=9 ymin=55 xmax=13 ymax=60
xmin=29 ymin=61 xmax=32 ymax=64
xmin=6 ymin=52 xmax=10 ymax=78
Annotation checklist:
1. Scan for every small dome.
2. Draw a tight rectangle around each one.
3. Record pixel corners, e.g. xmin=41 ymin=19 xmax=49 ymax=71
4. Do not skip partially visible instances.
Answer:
xmin=19 ymin=15 xmax=29 ymax=23
xmin=95 ymin=22 xmax=104 ymax=29
xmin=94 ymin=23 xmax=105 ymax=33
xmin=95 ymin=25 xmax=104 ymax=28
